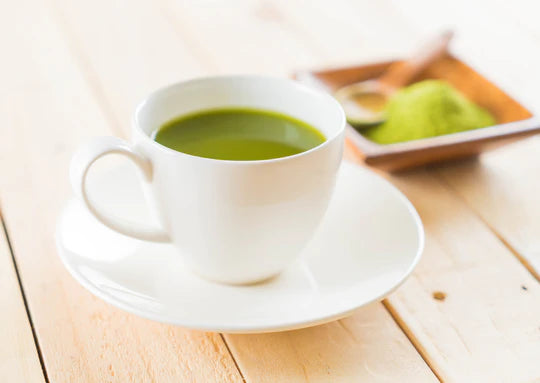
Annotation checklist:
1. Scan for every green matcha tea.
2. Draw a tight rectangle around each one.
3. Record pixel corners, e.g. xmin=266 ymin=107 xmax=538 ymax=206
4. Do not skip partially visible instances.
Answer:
xmin=154 ymin=108 xmax=325 ymax=161
xmin=362 ymin=80 xmax=496 ymax=144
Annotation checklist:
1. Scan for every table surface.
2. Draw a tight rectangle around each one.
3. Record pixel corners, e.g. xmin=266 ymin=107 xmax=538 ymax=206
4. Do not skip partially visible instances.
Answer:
xmin=2 ymin=0 xmax=540 ymax=382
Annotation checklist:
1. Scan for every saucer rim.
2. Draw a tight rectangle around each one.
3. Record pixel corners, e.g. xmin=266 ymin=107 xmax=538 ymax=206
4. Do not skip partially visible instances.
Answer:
xmin=56 ymin=161 xmax=424 ymax=333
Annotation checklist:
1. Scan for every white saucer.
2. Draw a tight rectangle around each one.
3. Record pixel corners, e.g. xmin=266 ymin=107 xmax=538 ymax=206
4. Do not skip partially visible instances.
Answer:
xmin=56 ymin=161 xmax=423 ymax=333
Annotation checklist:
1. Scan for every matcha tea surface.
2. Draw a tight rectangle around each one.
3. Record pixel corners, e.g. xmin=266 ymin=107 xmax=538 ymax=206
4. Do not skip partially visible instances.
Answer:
xmin=154 ymin=108 xmax=325 ymax=161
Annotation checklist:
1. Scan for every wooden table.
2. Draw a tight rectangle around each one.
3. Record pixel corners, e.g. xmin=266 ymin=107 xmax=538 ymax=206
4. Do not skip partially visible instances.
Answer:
xmin=2 ymin=1 xmax=540 ymax=382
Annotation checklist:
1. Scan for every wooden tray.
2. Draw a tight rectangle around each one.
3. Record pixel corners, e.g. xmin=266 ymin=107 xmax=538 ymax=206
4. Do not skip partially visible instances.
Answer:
xmin=296 ymin=55 xmax=540 ymax=171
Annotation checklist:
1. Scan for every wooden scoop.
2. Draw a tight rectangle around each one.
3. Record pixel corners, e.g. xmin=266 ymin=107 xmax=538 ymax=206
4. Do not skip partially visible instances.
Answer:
xmin=334 ymin=31 xmax=454 ymax=127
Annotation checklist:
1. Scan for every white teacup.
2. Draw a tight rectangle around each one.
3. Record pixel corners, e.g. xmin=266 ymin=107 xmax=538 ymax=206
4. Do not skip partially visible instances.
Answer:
xmin=70 ymin=76 xmax=345 ymax=284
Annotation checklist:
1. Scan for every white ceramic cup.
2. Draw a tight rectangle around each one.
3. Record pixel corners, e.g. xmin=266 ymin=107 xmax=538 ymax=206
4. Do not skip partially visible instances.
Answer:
xmin=70 ymin=76 xmax=345 ymax=284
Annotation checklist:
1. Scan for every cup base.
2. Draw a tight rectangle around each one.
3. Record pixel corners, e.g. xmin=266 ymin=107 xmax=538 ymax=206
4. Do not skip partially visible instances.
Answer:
xmin=187 ymin=264 xmax=284 ymax=286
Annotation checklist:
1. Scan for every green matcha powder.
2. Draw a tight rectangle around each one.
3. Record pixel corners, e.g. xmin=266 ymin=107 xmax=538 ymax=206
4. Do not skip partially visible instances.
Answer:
xmin=362 ymin=80 xmax=496 ymax=144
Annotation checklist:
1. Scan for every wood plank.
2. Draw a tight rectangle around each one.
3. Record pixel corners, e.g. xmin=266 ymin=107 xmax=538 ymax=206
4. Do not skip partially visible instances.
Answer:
xmin=47 ymin=0 xmax=206 ymax=132
xmin=382 ymin=166 xmax=540 ymax=383
xmin=0 ymin=1 xmax=242 ymax=381
xmin=0 ymin=219 xmax=45 ymax=382
xmin=159 ymin=0 xmax=421 ymax=75
xmin=436 ymin=138 xmax=540 ymax=277
xmin=226 ymin=304 xmax=438 ymax=383
xmin=158 ymin=0 xmax=322 ymax=76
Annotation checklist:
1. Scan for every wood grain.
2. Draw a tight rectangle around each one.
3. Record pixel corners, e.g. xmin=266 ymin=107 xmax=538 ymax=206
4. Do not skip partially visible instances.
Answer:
xmin=226 ymin=304 xmax=438 ymax=383
xmin=47 ymin=0 xmax=207 ymax=131
xmin=385 ymin=171 xmax=540 ymax=383
xmin=0 ymin=220 xmax=45 ymax=382
xmin=344 ymin=144 xmax=540 ymax=382
xmin=436 ymin=138 xmax=540 ymax=277
xmin=0 ymin=1 xmax=242 ymax=382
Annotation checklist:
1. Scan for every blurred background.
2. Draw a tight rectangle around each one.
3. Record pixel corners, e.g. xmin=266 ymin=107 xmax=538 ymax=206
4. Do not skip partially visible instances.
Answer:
xmin=7 ymin=0 xmax=539 ymax=133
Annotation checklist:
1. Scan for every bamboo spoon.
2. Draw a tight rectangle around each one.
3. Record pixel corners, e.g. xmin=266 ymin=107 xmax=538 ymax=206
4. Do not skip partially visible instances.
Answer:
xmin=334 ymin=31 xmax=454 ymax=127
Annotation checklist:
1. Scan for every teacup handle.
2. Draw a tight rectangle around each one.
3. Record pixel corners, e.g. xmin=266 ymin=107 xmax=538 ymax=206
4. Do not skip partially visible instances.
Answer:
xmin=70 ymin=136 xmax=170 ymax=242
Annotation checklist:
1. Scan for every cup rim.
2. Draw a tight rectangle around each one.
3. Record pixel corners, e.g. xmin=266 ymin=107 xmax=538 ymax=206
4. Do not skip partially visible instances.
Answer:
xmin=133 ymin=75 xmax=346 ymax=164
